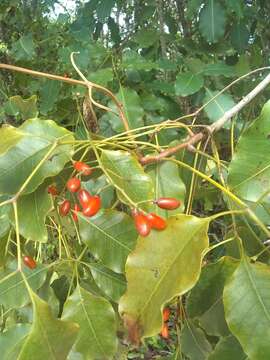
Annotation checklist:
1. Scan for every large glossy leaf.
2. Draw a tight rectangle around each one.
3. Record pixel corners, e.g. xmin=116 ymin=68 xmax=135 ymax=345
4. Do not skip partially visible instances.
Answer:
xmin=223 ymin=256 xmax=270 ymax=359
xmin=203 ymin=89 xmax=235 ymax=124
xmin=148 ymin=160 xmax=186 ymax=218
xmin=0 ymin=119 xmax=74 ymax=196
xmin=103 ymin=87 xmax=144 ymax=132
xmin=10 ymin=182 xmax=53 ymax=242
xmin=228 ymin=100 xmax=270 ymax=203
xmin=62 ymin=286 xmax=117 ymax=360
xmin=175 ymin=72 xmax=204 ymax=97
xmin=87 ymin=262 xmax=126 ymax=303
xmin=119 ymin=214 xmax=209 ymax=340
xmin=187 ymin=257 xmax=238 ymax=336
xmin=208 ymin=335 xmax=248 ymax=360
xmin=0 ymin=324 xmax=31 ymax=360
xmin=18 ymin=291 xmax=79 ymax=360
xmin=0 ymin=261 xmax=46 ymax=309
xmin=199 ymin=0 xmax=226 ymax=43
xmin=181 ymin=320 xmax=212 ymax=360
xmin=100 ymin=150 xmax=154 ymax=211
xmin=79 ymin=209 xmax=137 ymax=273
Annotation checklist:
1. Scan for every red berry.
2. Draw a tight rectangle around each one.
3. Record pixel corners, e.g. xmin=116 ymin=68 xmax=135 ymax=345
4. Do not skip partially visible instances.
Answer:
xmin=133 ymin=211 xmax=151 ymax=237
xmin=72 ymin=204 xmax=81 ymax=222
xmin=77 ymin=189 xmax=92 ymax=208
xmin=163 ymin=308 xmax=170 ymax=322
xmin=73 ymin=161 xmax=92 ymax=176
xmin=23 ymin=255 xmax=36 ymax=270
xmin=82 ymin=196 xmax=101 ymax=217
xmin=67 ymin=177 xmax=81 ymax=193
xmin=155 ymin=197 xmax=181 ymax=210
xmin=59 ymin=200 xmax=71 ymax=216
xmin=147 ymin=213 xmax=167 ymax=230
xmin=47 ymin=185 xmax=58 ymax=196
xmin=161 ymin=323 xmax=169 ymax=339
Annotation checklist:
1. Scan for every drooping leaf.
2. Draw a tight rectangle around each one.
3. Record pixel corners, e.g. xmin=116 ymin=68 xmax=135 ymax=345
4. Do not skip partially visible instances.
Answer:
xmin=87 ymin=262 xmax=126 ymax=303
xmin=102 ymin=87 xmax=144 ymax=132
xmin=62 ymin=286 xmax=117 ymax=360
xmin=0 ymin=119 xmax=74 ymax=196
xmin=0 ymin=324 xmax=31 ymax=360
xmin=175 ymin=72 xmax=204 ymax=97
xmin=223 ymin=256 xmax=270 ymax=359
xmin=79 ymin=209 xmax=137 ymax=273
xmin=11 ymin=34 xmax=36 ymax=61
xmin=147 ymin=160 xmax=186 ymax=218
xmin=231 ymin=22 xmax=249 ymax=53
xmin=187 ymin=257 xmax=238 ymax=336
xmin=100 ymin=150 xmax=154 ymax=211
xmin=203 ymin=89 xmax=235 ymax=124
xmin=8 ymin=95 xmax=38 ymax=120
xmin=208 ymin=335 xmax=248 ymax=360
xmin=199 ymin=0 xmax=226 ymax=43
xmin=0 ymin=261 xmax=46 ymax=309
xmin=18 ymin=291 xmax=79 ymax=360
xmin=119 ymin=214 xmax=209 ymax=340
xmin=227 ymin=100 xmax=270 ymax=203
xmin=10 ymin=182 xmax=53 ymax=242
xmin=181 ymin=320 xmax=212 ymax=360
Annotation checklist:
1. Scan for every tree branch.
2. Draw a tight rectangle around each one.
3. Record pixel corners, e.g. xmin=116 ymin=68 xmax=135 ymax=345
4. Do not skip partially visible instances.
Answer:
xmin=140 ymin=72 xmax=270 ymax=165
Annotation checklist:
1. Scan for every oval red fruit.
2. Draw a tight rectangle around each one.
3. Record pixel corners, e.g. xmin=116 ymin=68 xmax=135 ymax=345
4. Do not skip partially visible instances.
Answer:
xmin=47 ymin=185 xmax=58 ymax=196
xmin=67 ymin=177 xmax=81 ymax=193
xmin=133 ymin=212 xmax=151 ymax=237
xmin=73 ymin=161 xmax=92 ymax=176
xmin=163 ymin=308 xmax=170 ymax=322
xmin=161 ymin=323 xmax=169 ymax=339
xmin=23 ymin=255 xmax=36 ymax=269
xmin=82 ymin=196 xmax=101 ymax=217
xmin=72 ymin=204 xmax=81 ymax=222
xmin=147 ymin=213 xmax=167 ymax=230
xmin=155 ymin=197 xmax=181 ymax=210
xmin=59 ymin=200 xmax=71 ymax=216
xmin=77 ymin=189 xmax=92 ymax=208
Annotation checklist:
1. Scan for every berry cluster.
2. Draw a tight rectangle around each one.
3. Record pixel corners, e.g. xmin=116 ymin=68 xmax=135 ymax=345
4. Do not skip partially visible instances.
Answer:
xmin=132 ymin=197 xmax=181 ymax=237
xmin=48 ymin=161 xmax=101 ymax=222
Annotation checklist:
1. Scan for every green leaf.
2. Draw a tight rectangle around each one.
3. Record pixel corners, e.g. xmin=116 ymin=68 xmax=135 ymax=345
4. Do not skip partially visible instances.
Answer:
xmin=223 ymin=256 xmax=270 ymax=359
xmin=100 ymin=149 xmax=154 ymax=211
xmin=199 ymin=0 xmax=226 ymax=43
xmin=134 ymin=29 xmax=159 ymax=48
xmin=228 ymin=100 xmax=270 ymax=203
xmin=208 ymin=335 xmax=248 ymax=360
xmin=40 ymin=80 xmax=61 ymax=114
xmin=0 ymin=324 xmax=31 ymax=360
xmin=87 ymin=262 xmax=126 ymax=303
xmin=203 ymin=89 xmax=235 ymax=125
xmin=119 ymin=214 xmax=209 ymax=340
xmin=11 ymin=34 xmax=36 ymax=61
xmin=8 ymin=95 xmax=38 ymax=120
xmin=88 ymin=68 xmax=114 ymax=86
xmin=0 ymin=119 xmax=74 ymax=196
xmin=175 ymin=72 xmax=204 ymax=97
xmin=181 ymin=320 xmax=212 ymax=360
xmin=18 ymin=291 xmax=79 ymax=360
xmin=96 ymin=0 xmax=115 ymax=23
xmin=231 ymin=22 xmax=249 ymax=53
xmin=79 ymin=209 xmax=137 ymax=273
xmin=147 ymin=161 xmax=186 ymax=218
xmin=104 ymin=87 xmax=144 ymax=132
xmin=0 ymin=126 xmax=24 ymax=155
xmin=121 ymin=50 xmax=157 ymax=71
xmin=62 ymin=286 xmax=117 ymax=359
xmin=10 ymin=183 xmax=53 ymax=242
xmin=203 ymin=63 xmax=236 ymax=77
xmin=187 ymin=257 xmax=238 ymax=336
xmin=0 ymin=261 xmax=46 ymax=309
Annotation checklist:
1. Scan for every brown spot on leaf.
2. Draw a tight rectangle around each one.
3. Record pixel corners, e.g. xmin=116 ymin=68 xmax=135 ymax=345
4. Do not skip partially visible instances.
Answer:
xmin=123 ymin=314 xmax=142 ymax=346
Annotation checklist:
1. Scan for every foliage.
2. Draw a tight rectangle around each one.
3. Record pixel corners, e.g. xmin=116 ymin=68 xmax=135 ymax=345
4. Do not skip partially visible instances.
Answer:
xmin=1 ymin=0 xmax=270 ymax=359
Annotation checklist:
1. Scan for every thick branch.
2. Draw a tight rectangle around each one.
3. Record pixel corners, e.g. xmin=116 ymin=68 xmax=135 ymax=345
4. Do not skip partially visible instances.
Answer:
xmin=140 ymin=72 xmax=270 ymax=165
